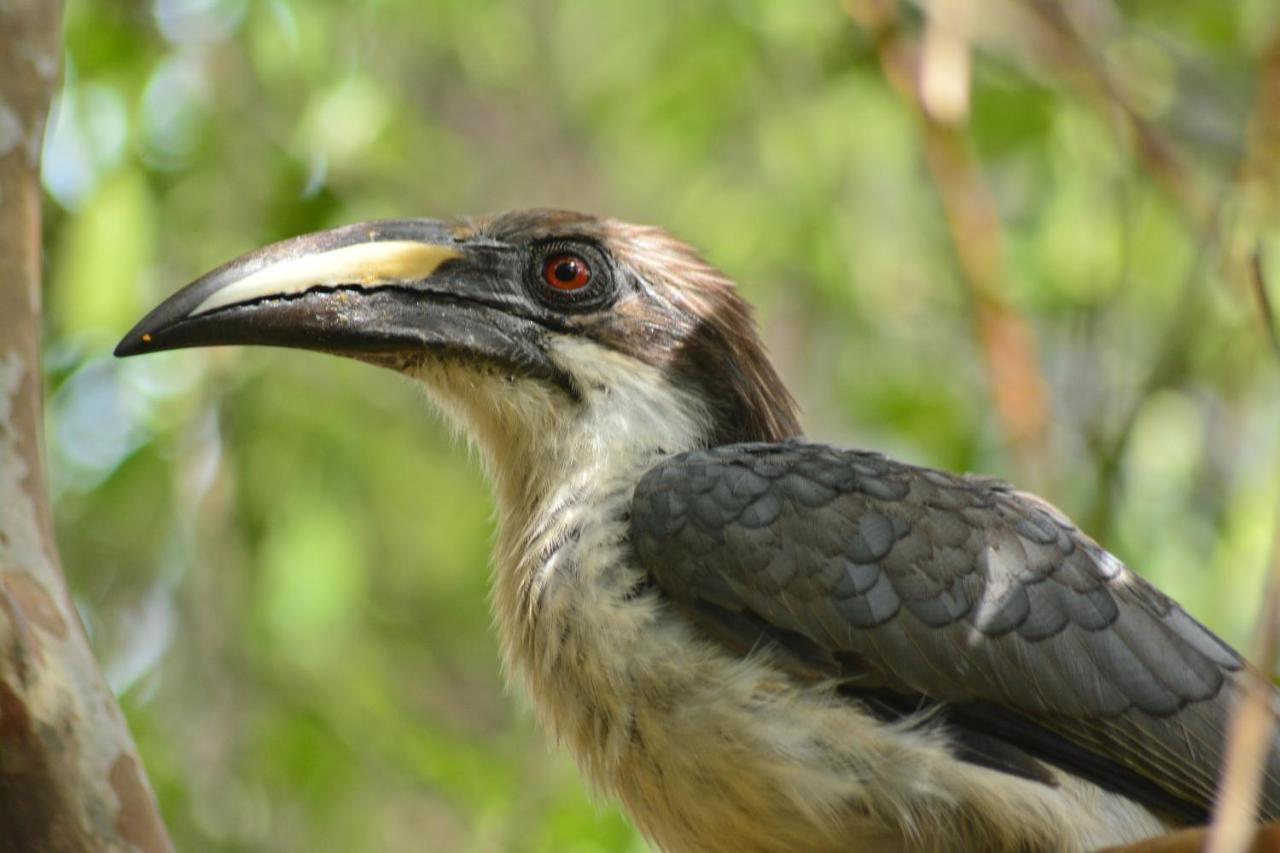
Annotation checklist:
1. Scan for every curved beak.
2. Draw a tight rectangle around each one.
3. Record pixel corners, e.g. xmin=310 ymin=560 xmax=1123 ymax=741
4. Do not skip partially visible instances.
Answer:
xmin=115 ymin=220 xmax=566 ymax=387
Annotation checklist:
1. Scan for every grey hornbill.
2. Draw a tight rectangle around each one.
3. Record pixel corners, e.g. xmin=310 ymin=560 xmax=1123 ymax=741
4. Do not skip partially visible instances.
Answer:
xmin=117 ymin=209 xmax=1280 ymax=852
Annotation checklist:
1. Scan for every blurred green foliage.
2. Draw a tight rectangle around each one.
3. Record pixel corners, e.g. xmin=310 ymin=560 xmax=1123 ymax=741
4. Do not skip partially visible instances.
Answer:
xmin=43 ymin=0 xmax=1280 ymax=850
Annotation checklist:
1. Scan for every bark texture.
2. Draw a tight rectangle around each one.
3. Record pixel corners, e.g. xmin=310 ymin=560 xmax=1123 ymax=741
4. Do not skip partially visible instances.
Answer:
xmin=0 ymin=3 xmax=173 ymax=850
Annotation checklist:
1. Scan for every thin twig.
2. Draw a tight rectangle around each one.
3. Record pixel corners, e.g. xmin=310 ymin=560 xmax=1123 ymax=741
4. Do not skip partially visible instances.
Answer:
xmin=1023 ymin=0 xmax=1208 ymax=227
xmin=1205 ymin=249 xmax=1280 ymax=853
xmin=1248 ymin=249 xmax=1280 ymax=362
xmin=1080 ymin=187 xmax=1231 ymax=541
xmin=1103 ymin=824 xmax=1280 ymax=852
xmin=1206 ymin=525 xmax=1280 ymax=852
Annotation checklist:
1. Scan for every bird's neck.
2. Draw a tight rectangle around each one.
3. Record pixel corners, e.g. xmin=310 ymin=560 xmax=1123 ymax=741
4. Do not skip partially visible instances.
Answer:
xmin=488 ymin=351 xmax=712 ymax=631
xmin=419 ymin=345 xmax=714 ymax=768
xmin=488 ymin=418 xmax=691 ymax=787
xmin=415 ymin=343 xmax=712 ymax=628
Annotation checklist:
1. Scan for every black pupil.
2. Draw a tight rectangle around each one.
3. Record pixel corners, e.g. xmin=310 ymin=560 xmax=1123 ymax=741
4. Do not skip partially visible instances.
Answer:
xmin=554 ymin=259 xmax=581 ymax=283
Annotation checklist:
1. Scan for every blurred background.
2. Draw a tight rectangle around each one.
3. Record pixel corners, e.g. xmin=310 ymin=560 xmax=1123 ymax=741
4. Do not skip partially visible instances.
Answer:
xmin=42 ymin=0 xmax=1280 ymax=850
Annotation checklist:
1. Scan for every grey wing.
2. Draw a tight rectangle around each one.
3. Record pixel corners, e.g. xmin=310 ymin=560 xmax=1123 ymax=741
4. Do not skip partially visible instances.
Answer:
xmin=629 ymin=440 xmax=1280 ymax=822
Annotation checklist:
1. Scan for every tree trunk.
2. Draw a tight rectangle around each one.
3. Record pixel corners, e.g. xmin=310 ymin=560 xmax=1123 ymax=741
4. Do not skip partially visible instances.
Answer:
xmin=0 ymin=3 xmax=173 ymax=850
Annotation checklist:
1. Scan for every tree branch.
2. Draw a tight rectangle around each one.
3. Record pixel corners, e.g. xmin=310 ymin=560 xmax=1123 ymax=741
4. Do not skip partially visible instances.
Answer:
xmin=0 ymin=3 xmax=172 ymax=850
xmin=846 ymin=0 xmax=1054 ymax=488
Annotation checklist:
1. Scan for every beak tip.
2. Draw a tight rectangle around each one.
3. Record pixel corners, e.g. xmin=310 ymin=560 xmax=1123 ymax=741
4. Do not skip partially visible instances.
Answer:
xmin=114 ymin=327 xmax=155 ymax=358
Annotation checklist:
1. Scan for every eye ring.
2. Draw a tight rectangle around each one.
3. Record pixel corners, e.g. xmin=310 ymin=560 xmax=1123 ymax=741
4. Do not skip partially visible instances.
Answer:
xmin=526 ymin=240 xmax=614 ymax=312
xmin=541 ymin=253 xmax=592 ymax=291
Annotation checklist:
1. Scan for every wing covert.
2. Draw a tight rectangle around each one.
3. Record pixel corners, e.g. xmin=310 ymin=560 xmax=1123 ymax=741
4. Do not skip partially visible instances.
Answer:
xmin=630 ymin=440 xmax=1278 ymax=820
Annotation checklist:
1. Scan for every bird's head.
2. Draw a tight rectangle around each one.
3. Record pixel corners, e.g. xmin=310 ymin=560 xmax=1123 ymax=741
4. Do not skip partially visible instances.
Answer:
xmin=118 ymin=209 xmax=800 ymax=507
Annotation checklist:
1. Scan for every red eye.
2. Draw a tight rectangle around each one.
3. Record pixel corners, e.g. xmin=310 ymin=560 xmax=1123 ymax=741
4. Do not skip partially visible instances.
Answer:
xmin=542 ymin=253 xmax=592 ymax=291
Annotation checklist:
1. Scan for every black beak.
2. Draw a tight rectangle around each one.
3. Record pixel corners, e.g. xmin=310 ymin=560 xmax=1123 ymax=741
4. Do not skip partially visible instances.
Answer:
xmin=115 ymin=219 xmax=568 ymax=388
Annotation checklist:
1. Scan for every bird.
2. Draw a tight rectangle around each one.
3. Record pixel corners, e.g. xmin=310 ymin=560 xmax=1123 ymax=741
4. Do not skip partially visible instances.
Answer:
xmin=116 ymin=209 xmax=1280 ymax=852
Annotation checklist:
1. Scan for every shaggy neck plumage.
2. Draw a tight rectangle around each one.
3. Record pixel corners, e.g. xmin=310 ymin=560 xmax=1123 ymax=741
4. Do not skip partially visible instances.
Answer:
xmin=416 ymin=343 xmax=717 ymax=776
xmin=415 ymin=339 xmax=714 ymax=648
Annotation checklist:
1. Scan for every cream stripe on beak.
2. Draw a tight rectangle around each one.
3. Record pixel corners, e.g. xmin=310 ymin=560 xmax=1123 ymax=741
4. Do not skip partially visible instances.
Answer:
xmin=190 ymin=241 xmax=464 ymax=317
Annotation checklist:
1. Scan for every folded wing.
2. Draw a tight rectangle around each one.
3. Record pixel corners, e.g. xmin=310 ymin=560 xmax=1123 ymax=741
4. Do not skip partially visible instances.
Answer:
xmin=630 ymin=441 xmax=1279 ymax=822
